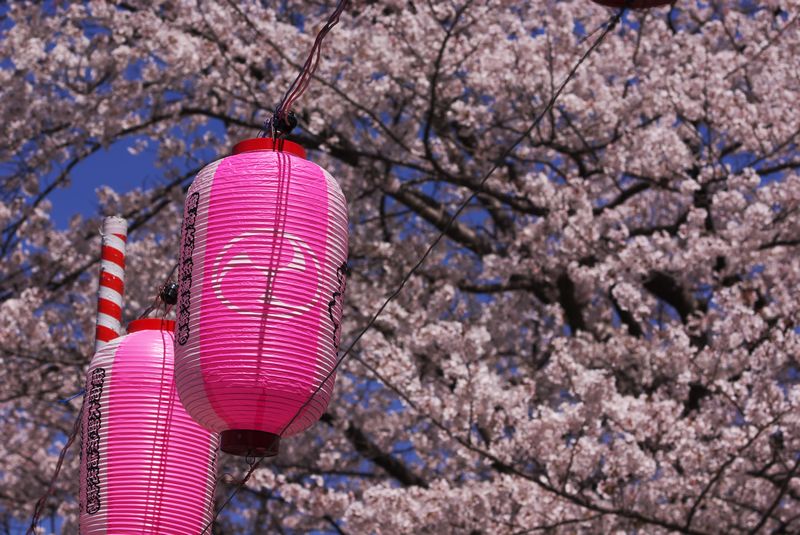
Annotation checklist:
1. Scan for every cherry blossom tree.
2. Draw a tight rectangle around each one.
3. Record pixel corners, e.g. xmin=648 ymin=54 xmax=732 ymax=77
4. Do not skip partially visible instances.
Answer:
xmin=2 ymin=1 xmax=800 ymax=533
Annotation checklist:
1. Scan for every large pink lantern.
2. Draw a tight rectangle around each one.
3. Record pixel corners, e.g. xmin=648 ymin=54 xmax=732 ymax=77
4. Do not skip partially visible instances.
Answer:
xmin=79 ymin=319 xmax=218 ymax=534
xmin=175 ymin=138 xmax=348 ymax=456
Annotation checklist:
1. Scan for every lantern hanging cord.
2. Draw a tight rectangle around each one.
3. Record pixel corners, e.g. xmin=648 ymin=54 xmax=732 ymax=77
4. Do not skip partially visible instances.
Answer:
xmin=203 ymin=9 xmax=623 ymax=531
xmin=201 ymin=455 xmax=263 ymax=534
xmin=258 ymin=0 xmax=349 ymax=139
xmin=27 ymin=405 xmax=84 ymax=534
xmin=577 ymin=9 xmax=620 ymax=46
xmin=279 ymin=8 xmax=624 ymax=439
xmin=58 ymin=388 xmax=86 ymax=404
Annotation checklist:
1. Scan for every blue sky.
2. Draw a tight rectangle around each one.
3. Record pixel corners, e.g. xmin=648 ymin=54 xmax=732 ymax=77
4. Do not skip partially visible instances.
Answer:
xmin=46 ymin=116 xmax=235 ymax=229
xmin=48 ymin=139 xmax=161 ymax=228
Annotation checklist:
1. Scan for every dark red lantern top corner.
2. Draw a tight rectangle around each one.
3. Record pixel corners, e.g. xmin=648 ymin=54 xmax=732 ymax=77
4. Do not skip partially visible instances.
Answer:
xmin=232 ymin=138 xmax=307 ymax=159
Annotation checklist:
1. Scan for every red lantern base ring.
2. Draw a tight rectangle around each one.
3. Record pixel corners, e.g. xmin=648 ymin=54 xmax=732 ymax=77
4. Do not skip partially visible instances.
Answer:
xmin=220 ymin=430 xmax=281 ymax=457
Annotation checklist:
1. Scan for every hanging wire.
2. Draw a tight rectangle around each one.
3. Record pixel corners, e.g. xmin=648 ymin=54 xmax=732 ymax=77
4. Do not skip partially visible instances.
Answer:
xmin=200 ymin=455 xmax=263 ymax=534
xmin=202 ymin=9 xmax=624 ymax=532
xmin=258 ymin=0 xmax=350 ymax=139
xmin=58 ymin=389 xmax=85 ymax=404
xmin=577 ymin=10 xmax=621 ymax=46
xmin=280 ymin=7 xmax=624 ymax=441
xmin=27 ymin=405 xmax=84 ymax=535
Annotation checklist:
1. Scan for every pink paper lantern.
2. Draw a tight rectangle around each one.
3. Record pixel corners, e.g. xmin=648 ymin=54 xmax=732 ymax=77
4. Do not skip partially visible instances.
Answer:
xmin=175 ymin=138 xmax=348 ymax=457
xmin=79 ymin=319 xmax=219 ymax=534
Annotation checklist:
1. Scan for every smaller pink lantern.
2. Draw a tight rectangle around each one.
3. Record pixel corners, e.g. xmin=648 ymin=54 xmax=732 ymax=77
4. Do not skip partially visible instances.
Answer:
xmin=79 ymin=319 xmax=219 ymax=534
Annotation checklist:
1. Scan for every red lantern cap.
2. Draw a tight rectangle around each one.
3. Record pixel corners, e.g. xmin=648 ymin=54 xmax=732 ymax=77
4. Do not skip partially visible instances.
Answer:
xmin=127 ymin=318 xmax=176 ymax=333
xmin=232 ymin=138 xmax=307 ymax=159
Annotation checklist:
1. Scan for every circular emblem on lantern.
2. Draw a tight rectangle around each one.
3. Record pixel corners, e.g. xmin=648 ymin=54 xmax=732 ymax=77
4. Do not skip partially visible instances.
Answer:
xmin=211 ymin=229 xmax=322 ymax=318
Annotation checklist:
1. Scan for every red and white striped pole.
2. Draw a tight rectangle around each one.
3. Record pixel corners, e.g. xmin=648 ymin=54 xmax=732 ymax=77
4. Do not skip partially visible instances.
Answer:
xmin=95 ymin=216 xmax=127 ymax=350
